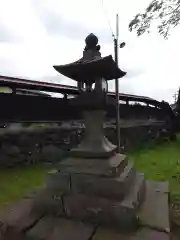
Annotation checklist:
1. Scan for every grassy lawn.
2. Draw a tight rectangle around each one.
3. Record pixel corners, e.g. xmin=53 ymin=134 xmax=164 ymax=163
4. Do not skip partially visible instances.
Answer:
xmin=129 ymin=137 xmax=180 ymax=200
xmin=128 ymin=135 xmax=180 ymax=226
xmin=0 ymin=164 xmax=52 ymax=211
xmin=1 ymin=137 xmax=180 ymax=226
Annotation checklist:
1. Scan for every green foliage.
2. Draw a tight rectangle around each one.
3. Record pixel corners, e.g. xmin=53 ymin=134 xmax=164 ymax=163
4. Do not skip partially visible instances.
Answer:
xmin=129 ymin=135 xmax=180 ymax=224
xmin=129 ymin=136 xmax=180 ymax=195
xmin=0 ymin=165 xmax=52 ymax=211
xmin=129 ymin=0 xmax=180 ymax=39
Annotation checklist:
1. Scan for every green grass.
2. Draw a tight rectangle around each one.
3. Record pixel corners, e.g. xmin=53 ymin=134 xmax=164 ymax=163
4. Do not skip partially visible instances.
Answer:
xmin=129 ymin=137 xmax=180 ymax=200
xmin=0 ymin=164 xmax=52 ymax=211
xmin=129 ymin=135 xmax=180 ymax=225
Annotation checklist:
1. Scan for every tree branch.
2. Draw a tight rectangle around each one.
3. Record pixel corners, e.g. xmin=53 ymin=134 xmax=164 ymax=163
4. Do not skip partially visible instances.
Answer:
xmin=129 ymin=0 xmax=180 ymax=38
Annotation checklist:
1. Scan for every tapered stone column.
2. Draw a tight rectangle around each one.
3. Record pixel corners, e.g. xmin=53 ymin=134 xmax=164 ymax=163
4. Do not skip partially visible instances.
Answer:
xmin=71 ymin=110 xmax=116 ymax=158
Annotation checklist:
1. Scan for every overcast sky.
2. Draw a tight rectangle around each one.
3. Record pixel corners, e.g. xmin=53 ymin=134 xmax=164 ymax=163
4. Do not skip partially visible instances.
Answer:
xmin=0 ymin=0 xmax=179 ymax=103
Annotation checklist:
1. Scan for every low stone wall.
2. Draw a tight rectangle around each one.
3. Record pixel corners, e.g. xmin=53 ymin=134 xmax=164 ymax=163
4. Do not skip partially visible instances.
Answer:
xmin=0 ymin=122 xmax=171 ymax=167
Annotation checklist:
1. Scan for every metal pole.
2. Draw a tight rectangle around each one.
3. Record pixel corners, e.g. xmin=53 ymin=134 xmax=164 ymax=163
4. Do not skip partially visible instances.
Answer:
xmin=114 ymin=14 xmax=120 ymax=153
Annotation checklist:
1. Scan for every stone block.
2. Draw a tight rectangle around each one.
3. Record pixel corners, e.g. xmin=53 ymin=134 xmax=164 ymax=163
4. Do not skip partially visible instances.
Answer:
xmin=93 ymin=227 xmax=170 ymax=240
xmin=25 ymin=216 xmax=56 ymax=239
xmin=139 ymin=180 xmax=170 ymax=233
xmin=46 ymin=170 xmax=71 ymax=194
xmin=71 ymin=162 xmax=136 ymax=200
xmin=63 ymin=194 xmax=139 ymax=230
xmin=32 ymin=188 xmax=64 ymax=217
xmin=46 ymin=219 xmax=94 ymax=240
xmin=0 ymin=224 xmax=26 ymax=240
xmin=40 ymin=145 xmax=64 ymax=162
xmin=121 ymin=173 xmax=145 ymax=210
xmin=58 ymin=154 xmax=128 ymax=178
xmin=0 ymin=198 xmax=42 ymax=233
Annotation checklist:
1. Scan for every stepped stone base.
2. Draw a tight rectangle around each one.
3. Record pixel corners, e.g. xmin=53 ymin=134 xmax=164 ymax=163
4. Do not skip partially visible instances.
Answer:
xmin=57 ymin=153 xmax=128 ymax=177
xmin=0 ymin=154 xmax=170 ymax=239
xmin=51 ymin=154 xmax=145 ymax=227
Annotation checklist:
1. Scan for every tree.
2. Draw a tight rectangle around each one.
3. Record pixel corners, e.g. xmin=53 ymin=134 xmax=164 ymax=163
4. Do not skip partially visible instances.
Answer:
xmin=129 ymin=0 xmax=180 ymax=39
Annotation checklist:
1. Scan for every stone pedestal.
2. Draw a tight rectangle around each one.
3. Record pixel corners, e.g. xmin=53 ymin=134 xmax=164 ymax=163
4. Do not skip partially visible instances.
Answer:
xmin=28 ymin=152 xmax=169 ymax=237
xmin=43 ymin=153 xmax=146 ymax=231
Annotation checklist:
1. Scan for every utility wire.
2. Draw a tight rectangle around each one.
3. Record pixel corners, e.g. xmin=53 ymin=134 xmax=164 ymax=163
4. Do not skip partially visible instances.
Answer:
xmin=100 ymin=0 xmax=115 ymax=40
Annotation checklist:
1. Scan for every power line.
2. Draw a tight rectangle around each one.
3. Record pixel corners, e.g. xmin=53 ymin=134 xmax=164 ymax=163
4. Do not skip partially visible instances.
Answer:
xmin=114 ymin=14 xmax=121 ymax=153
xmin=100 ymin=0 xmax=115 ymax=40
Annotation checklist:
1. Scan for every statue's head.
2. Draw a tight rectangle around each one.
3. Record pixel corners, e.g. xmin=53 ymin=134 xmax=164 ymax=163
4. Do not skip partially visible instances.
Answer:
xmin=84 ymin=33 xmax=100 ymax=51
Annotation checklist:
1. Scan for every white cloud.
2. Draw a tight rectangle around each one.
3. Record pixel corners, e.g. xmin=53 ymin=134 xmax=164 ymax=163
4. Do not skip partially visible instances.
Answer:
xmin=0 ymin=0 xmax=179 ymax=103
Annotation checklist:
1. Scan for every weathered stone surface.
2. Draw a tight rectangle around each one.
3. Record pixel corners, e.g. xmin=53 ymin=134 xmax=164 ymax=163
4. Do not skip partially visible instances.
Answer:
xmin=70 ymin=110 xmax=117 ymax=158
xmin=32 ymin=188 xmax=64 ymax=217
xmin=93 ymin=227 xmax=170 ymax=240
xmin=70 ymin=138 xmax=117 ymax=158
xmin=5 ymin=145 xmax=21 ymax=157
xmin=139 ymin=180 xmax=170 ymax=233
xmin=46 ymin=170 xmax=71 ymax=194
xmin=25 ymin=216 xmax=56 ymax=239
xmin=0 ymin=224 xmax=26 ymax=240
xmin=0 ymin=198 xmax=42 ymax=232
xmin=121 ymin=173 xmax=145 ymax=209
xmin=40 ymin=145 xmax=63 ymax=162
xmin=47 ymin=219 xmax=94 ymax=240
xmin=147 ymin=180 xmax=169 ymax=193
xmin=58 ymin=154 xmax=128 ymax=178
xmin=71 ymin=162 xmax=136 ymax=200
xmin=64 ymin=194 xmax=139 ymax=229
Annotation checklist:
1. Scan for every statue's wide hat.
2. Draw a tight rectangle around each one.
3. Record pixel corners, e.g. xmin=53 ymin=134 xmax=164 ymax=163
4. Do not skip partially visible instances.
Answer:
xmin=54 ymin=55 xmax=126 ymax=85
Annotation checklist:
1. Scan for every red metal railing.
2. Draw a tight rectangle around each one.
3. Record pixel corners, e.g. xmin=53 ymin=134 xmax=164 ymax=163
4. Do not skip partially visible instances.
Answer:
xmin=0 ymin=75 xmax=159 ymax=105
